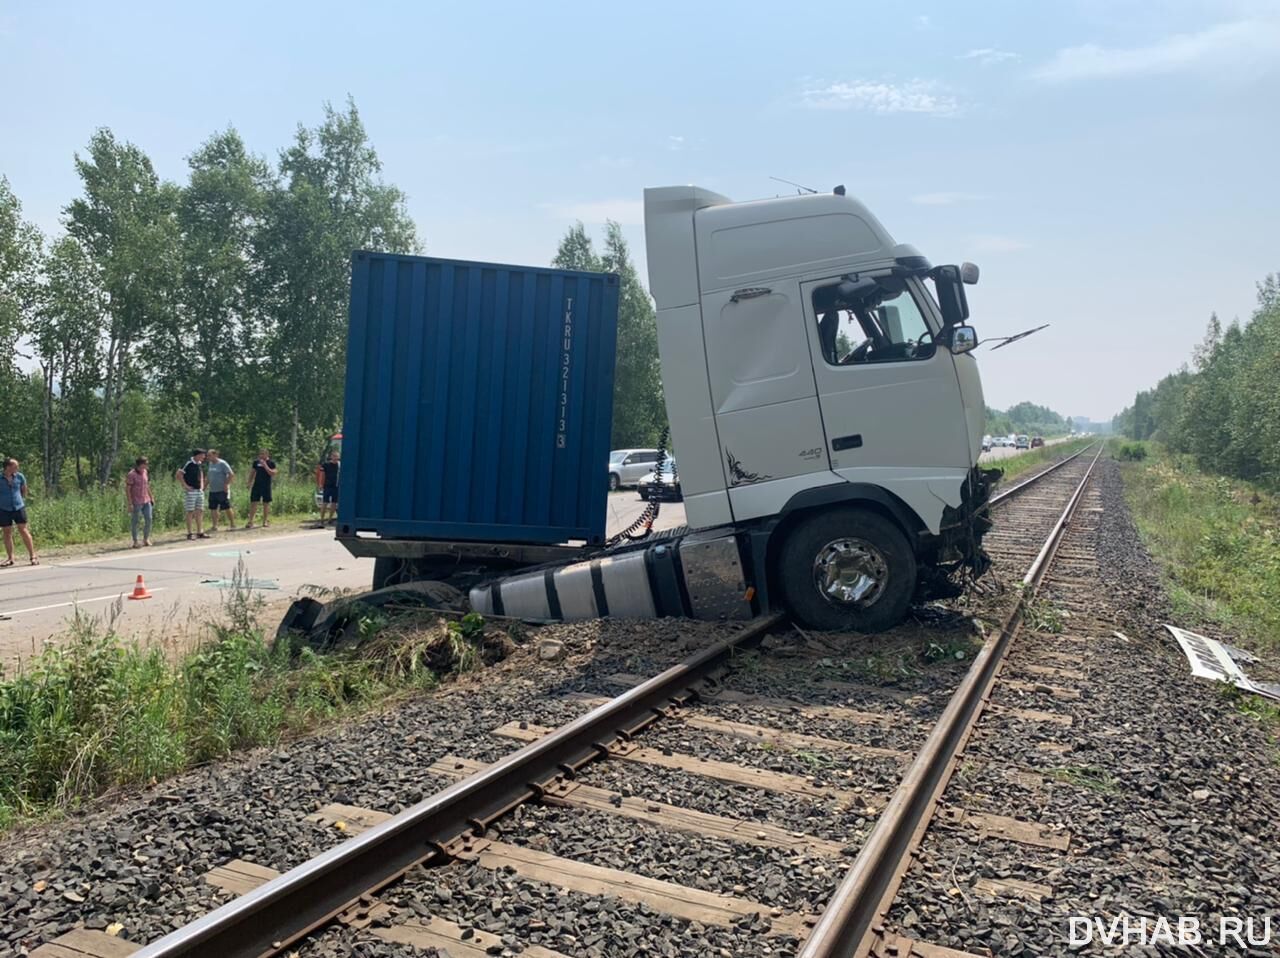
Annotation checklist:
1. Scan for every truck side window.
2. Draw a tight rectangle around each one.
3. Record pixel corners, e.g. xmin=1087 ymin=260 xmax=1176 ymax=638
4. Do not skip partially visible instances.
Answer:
xmin=812 ymin=277 xmax=936 ymax=366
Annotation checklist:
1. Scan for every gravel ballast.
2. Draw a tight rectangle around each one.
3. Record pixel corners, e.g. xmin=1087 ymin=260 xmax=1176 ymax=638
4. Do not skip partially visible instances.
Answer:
xmin=883 ymin=459 xmax=1280 ymax=956
xmin=10 ymin=451 xmax=1257 ymax=958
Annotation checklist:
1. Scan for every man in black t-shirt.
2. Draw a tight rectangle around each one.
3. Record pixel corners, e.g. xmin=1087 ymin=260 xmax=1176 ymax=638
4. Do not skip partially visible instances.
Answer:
xmin=244 ymin=449 xmax=278 ymax=529
xmin=317 ymin=452 xmax=340 ymax=525
xmin=175 ymin=449 xmax=208 ymax=540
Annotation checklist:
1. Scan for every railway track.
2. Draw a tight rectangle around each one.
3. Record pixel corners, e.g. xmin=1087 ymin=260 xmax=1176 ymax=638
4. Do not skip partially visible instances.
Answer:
xmin=34 ymin=445 xmax=1105 ymax=958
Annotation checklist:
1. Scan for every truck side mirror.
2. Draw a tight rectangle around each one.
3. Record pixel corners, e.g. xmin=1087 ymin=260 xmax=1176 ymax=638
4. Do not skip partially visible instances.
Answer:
xmin=960 ymin=262 xmax=980 ymax=285
xmin=932 ymin=265 xmax=970 ymax=326
xmin=950 ymin=325 xmax=978 ymax=354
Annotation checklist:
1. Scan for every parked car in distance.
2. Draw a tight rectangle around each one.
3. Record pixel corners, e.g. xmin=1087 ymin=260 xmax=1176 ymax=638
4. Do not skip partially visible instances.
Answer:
xmin=637 ymin=460 xmax=681 ymax=501
xmin=608 ymin=448 xmax=664 ymax=490
xmin=1015 ymin=435 xmax=1030 ymax=449
xmin=981 ymin=434 xmax=993 ymax=452
xmin=1030 ymin=436 xmax=1044 ymax=448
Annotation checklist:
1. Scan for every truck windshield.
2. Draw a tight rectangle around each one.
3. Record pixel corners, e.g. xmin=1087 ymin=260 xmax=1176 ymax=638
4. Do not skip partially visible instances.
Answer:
xmin=814 ymin=276 xmax=936 ymax=366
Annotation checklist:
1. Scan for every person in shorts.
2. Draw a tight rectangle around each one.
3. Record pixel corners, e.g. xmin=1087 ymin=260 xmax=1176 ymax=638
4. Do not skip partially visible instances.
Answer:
xmin=0 ymin=457 xmax=38 ymax=566
xmin=124 ymin=456 xmax=155 ymax=547
xmin=205 ymin=449 xmax=236 ymax=532
xmin=317 ymin=451 xmax=340 ymax=525
xmin=244 ymin=449 xmax=277 ymax=529
xmin=177 ymin=449 xmax=208 ymax=540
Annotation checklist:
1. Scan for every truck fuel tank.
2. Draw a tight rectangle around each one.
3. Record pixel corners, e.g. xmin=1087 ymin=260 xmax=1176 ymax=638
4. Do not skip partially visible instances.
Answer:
xmin=469 ymin=530 xmax=755 ymax=623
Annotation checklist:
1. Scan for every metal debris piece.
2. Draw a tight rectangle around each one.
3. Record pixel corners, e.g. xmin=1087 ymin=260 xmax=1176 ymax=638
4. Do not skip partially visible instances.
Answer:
xmin=1165 ymin=625 xmax=1279 ymax=701
xmin=202 ymin=577 xmax=280 ymax=590
xmin=1223 ymin=643 xmax=1259 ymax=666
xmin=1252 ymin=681 xmax=1280 ymax=700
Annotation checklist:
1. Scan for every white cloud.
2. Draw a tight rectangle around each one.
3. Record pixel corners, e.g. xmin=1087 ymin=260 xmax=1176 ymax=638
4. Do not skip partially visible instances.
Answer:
xmin=969 ymin=234 xmax=1029 ymax=253
xmin=911 ymin=191 xmax=985 ymax=206
xmin=1034 ymin=19 xmax=1280 ymax=82
xmin=959 ymin=48 xmax=1020 ymax=65
xmin=547 ymin=199 xmax=645 ymax=225
xmin=802 ymin=80 xmax=960 ymax=116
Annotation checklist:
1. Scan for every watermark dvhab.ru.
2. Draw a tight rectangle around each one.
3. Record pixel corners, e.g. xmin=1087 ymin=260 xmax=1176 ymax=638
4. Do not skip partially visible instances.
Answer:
xmin=1068 ymin=915 xmax=1273 ymax=948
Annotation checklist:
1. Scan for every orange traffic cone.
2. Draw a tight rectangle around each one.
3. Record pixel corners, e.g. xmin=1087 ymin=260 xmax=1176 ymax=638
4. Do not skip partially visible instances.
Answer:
xmin=128 ymin=574 xmax=152 ymax=600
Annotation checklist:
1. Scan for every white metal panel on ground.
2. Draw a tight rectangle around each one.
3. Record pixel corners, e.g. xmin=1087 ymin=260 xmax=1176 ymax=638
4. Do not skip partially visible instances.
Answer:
xmin=1166 ymin=625 xmax=1279 ymax=701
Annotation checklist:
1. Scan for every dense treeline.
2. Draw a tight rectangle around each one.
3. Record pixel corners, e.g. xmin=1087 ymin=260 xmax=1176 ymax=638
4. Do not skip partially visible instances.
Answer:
xmin=1114 ymin=274 xmax=1280 ymax=486
xmin=552 ymin=223 xmax=667 ymax=447
xmin=985 ymin=401 xmax=1070 ymax=438
xmin=0 ymin=99 xmax=418 ymax=490
xmin=0 ymin=100 xmax=668 ymax=495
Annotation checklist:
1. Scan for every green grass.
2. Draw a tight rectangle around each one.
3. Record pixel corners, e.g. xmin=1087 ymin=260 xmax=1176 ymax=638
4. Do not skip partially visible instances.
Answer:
xmin=989 ymin=437 xmax=1095 ymax=486
xmin=22 ymin=478 xmax=322 ymax=548
xmin=0 ymin=572 xmax=493 ymax=831
xmin=1051 ymin=765 xmax=1120 ymax=794
xmin=1118 ymin=443 xmax=1280 ymax=652
xmin=1022 ymin=591 xmax=1066 ymax=634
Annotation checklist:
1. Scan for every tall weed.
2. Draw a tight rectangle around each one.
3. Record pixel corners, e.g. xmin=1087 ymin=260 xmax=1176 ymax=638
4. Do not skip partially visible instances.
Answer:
xmin=0 ymin=582 xmax=497 ymax=830
xmin=1122 ymin=447 xmax=1280 ymax=650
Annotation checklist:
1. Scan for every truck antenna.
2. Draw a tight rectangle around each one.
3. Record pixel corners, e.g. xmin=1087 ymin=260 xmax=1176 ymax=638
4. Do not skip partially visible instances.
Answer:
xmin=986 ymin=324 xmax=1050 ymax=350
xmin=769 ymin=176 xmax=818 ymax=194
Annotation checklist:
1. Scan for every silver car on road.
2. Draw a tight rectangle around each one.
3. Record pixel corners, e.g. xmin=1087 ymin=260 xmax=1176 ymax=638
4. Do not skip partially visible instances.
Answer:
xmin=608 ymin=449 xmax=664 ymax=490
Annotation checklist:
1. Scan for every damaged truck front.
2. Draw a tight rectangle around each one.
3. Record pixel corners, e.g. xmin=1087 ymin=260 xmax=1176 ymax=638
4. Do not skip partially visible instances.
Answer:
xmin=336 ymin=185 xmax=995 ymax=633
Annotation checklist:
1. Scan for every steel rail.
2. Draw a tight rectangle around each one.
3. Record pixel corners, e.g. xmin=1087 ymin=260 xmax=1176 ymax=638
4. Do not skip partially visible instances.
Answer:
xmin=132 ymin=613 xmax=785 ymax=958
xmin=988 ymin=439 xmax=1098 ymax=507
xmin=800 ymin=444 xmax=1104 ymax=958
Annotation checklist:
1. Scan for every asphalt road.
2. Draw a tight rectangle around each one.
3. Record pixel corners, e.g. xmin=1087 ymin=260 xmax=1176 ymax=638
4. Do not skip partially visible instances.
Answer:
xmin=0 ymin=493 xmax=687 ymax=662
xmin=0 ymin=528 xmax=371 ymax=663
xmin=979 ymin=436 xmax=1074 ymax=464
xmin=979 ymin=444 xmax=1033 ymax=462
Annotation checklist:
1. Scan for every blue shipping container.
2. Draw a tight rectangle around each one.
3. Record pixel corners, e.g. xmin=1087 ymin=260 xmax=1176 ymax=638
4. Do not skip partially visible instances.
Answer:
xmin=338 ymin=252 xmax=619 ymax=545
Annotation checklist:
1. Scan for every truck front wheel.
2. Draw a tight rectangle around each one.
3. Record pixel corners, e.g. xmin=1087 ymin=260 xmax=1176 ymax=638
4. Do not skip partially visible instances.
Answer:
xmin=777 ymin=508 xmax=916 ymax=633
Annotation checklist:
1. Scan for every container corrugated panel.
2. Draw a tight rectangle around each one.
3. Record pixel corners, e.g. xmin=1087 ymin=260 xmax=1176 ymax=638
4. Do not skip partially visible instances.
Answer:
xmin=339 ymin=251 xmax=619 ymax=545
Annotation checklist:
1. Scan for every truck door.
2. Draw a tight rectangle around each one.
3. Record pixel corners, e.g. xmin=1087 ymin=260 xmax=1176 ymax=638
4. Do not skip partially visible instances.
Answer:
xmin=699 ymin=280 xmax=831 ymax=521
xmin=800 ymin=274 xmax=972 ymax=534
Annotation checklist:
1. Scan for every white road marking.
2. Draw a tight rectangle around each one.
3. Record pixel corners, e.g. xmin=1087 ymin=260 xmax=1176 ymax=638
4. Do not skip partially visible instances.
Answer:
xmin=0 ymin=530 xmax=329 ymax=576
xmin=0 ymin=588 xmax=169 ymax=618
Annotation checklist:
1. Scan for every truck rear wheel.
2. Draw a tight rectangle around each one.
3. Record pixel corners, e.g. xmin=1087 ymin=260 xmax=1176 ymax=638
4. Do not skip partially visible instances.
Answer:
xmin=777 ymin=508 xmax=915 ymax=633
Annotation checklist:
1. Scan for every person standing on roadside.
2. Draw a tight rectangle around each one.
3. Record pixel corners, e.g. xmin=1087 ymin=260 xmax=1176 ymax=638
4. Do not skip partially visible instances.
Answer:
xmin=177 ymin=449 xmax=209 ymax=540
xmin=317 ymin=451 xmax=340 ymax=525
xmin=205 ymin=449 xmax=236 ymax=532
xmin=125 ymin=456 xmax=155 ymax=548
xmin=0 ymin=457 xmax=38 ymax=566
xmin=244 ymin=449 xmax=277 ymax=529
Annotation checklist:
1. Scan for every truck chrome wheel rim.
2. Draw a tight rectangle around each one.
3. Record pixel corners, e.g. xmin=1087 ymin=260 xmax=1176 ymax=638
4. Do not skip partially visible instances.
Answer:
xmin=813 ymin=538 xmax=889 ymax=607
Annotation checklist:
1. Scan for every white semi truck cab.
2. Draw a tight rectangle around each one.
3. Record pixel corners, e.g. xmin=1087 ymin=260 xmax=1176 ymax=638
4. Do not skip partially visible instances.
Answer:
xmin=469 ymin=185 xmax=996 ymax=632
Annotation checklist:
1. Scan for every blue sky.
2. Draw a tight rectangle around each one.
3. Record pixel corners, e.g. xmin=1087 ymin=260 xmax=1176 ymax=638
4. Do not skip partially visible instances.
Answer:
xmin=3 ymin=0 xmax=1278 ymax=420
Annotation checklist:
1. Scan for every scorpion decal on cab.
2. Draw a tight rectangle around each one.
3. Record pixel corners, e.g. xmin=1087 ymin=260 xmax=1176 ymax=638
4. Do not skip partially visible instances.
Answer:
xmin=726 ymin=450 xmax=772 ymax=486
